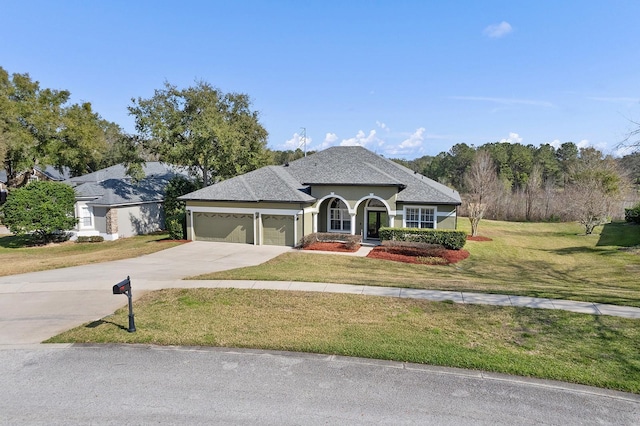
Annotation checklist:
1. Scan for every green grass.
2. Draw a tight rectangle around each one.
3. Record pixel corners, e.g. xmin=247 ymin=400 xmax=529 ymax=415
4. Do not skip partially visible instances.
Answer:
xmin=193 ymin=220 xmax=640 ymax=307
xmin=0 ymin=233 xmax=183 ymax=276
xmin=47 ymin=288 xmax=640 ymax=394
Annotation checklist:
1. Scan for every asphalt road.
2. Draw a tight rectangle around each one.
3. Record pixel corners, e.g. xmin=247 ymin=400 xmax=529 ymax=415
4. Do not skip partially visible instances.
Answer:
xmin=1 ymin=345 xmax=638 ymax=425
xmin=1 ymin=241 xmax=639 ymax=424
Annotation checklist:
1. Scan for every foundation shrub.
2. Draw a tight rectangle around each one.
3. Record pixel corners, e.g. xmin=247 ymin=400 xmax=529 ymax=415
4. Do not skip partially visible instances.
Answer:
xmin=378 ymin=227 xmax=467 ymax=250
xmin=299 ymin=233 xmax=362 ymax=249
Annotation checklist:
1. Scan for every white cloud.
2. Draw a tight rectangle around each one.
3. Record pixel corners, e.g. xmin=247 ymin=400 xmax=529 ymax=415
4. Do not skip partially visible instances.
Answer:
xmin=483 ymin=21 xmax=513 ymax=38
xmin=283 ymin=132 xmax=312 ymax=150
xmin=340 ymin=130 xmax=380 ymax=147
xmin=577 ymin=139 xmax=590 ymax=149
xmin=376 ymin=121 xmax=390 ymax=132
xmin=499 ymin=132 xmax=523 ymax=144
xmin=549 ymin=139 xmax=562 ymax=149
xmin=319 ymin=132 xmax=339 ymax=149
xmin=399 ymin=127 xmax=426 ymax=149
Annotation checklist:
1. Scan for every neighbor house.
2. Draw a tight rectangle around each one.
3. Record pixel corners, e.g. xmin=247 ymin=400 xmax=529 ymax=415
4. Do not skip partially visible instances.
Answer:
xmin=179 ymin=146 xmax=461 ymax=246
xmin=65 ymin=162 xmax=185 ymax=240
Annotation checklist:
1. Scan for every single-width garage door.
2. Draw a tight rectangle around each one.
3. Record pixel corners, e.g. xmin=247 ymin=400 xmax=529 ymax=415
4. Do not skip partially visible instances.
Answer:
xmin=194 ymin=212 xmax=254 ymax=244
xmin=262 ymin=215 xmax=294 ymax=246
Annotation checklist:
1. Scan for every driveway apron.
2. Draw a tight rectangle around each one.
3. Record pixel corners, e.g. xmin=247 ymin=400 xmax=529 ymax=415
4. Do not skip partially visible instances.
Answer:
xmin=0 ymin=242 xmax=291 ymax=346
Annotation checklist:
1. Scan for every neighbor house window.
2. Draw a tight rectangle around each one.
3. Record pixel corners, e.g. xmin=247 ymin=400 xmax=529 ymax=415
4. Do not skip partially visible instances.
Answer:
xmin=405 ymin=207 xmax=435 ymax=229
xmin=329 ymin=198 xmax=350 ymax=232
xmin=80 ymin=205 xmax=92 ymax=227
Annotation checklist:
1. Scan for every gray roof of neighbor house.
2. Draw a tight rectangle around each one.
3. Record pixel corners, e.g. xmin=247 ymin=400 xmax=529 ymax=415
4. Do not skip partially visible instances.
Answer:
xmin=180 ymin=146 xmax=461 ymax=205
xmin=37 ymin=166 xmax=72 ymax=181
xmin=66 ymin=162 xmax=188 ymax=207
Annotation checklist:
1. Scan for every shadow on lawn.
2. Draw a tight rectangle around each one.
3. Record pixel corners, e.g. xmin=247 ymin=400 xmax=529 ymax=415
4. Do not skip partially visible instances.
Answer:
xmin=85 ymin=319 xmax=129 ymax=332
xmin=0 ymin=234 xmax=34 ymax=249
xmin=597 ymin=222 xmax=640 ymax=247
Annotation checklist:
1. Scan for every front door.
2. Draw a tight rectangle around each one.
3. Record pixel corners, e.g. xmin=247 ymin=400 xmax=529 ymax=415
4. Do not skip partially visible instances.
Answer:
xmin=367 ymin=211 xmax=388 ymax=239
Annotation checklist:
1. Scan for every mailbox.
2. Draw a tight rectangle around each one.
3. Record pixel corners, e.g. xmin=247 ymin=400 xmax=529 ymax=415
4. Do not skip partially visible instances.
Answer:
xmin=111 ymin=276 xmax=136 ymax=332
xmin=112 ymin=278 xmax=131 ymax=294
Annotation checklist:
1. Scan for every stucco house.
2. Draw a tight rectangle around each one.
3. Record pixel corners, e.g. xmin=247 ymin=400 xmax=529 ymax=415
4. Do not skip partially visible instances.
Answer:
xmin=179 ymin=146 xmax=461 ymax=246
xmin=66 ymin=162 xmax=185 ymax=240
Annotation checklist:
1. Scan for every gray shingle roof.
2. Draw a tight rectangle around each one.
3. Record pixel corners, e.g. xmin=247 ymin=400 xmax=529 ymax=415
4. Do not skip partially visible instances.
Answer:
xmin=67 ymin=162 xmax=186 ymax=206
xmin=180 ymin=166 xmax=315 ymax=203
xmin=180 ymin=146 xmax=461 ymax=205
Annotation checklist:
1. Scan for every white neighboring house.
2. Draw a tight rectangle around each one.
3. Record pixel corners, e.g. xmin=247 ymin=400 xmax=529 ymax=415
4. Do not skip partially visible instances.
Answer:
xmin=65 ymin=162 xmax=186 ymax=240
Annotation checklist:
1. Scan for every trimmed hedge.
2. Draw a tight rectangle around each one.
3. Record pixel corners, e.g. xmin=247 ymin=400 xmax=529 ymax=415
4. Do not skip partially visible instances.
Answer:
xmin=625 ymin=205 xmax=640 ymax=224
xmin=378 ymin=227 xmax=466 ymax=250
xmin=299 ymin=232 xmax=362 ymax=250
xmin=76 ymin=236 xmax=104 ymax=243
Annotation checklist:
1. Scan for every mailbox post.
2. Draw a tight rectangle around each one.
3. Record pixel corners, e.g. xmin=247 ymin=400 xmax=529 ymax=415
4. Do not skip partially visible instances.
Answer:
xmin=112 ymin=276 xmax=136 ymax=332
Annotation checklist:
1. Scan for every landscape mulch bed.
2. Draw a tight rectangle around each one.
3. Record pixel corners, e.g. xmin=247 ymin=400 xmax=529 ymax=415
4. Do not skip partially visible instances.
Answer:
xmin=367 ymin=246 xmax=470 ymax=264
xmin=467 ymin=235 xmax=492 ymax=241
xmin=302 ymin=242 xmax=360 ymax=253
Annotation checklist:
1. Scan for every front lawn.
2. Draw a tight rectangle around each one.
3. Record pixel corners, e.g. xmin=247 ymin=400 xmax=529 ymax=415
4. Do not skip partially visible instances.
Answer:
xmin=48 ymin=288 xmax=640 ymax=394
xmin=0 ymin=233 xmax=183 ymax=276
xmin=192 ymin=220 xmax=640 ymax=307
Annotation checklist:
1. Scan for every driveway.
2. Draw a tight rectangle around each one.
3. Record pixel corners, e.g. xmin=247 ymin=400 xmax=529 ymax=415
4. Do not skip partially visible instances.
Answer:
xmin=0 ymin=242 xmax=291 ymax=345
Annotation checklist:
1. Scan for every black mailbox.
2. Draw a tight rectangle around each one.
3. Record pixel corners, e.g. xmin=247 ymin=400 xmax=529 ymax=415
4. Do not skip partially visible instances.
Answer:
xmin=113 ymin=278 xmax=131 ymax=295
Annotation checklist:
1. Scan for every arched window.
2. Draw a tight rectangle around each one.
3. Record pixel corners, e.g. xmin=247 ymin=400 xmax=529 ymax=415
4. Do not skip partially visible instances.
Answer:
xmin=329 ymin=198 xmax=350 ymax=232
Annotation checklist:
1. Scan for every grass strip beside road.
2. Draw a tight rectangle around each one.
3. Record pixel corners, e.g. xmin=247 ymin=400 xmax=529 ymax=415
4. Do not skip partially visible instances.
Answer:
xmin=47 ymin=288 xmax=640 ymax=394
xmin=0 ymin=233 xmax=183 ymax=276
xmin=192 ymin=220 xmax=640 ymax=307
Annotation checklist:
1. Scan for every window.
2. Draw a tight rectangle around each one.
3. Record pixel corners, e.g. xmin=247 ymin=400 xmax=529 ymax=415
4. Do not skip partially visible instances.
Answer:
xmin=405 ymin=207 xmax=435 ymax=229
xmin=329 ymin=198 xmax=351 ymax=232
xmin=80 ymin=206 xmax=92 ymax=227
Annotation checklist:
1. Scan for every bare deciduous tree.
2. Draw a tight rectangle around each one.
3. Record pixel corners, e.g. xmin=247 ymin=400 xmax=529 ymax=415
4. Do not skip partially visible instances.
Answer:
xmin=564 ymin=153 xmax=628 ymax=234
xmin=464 ymin=150 xmax=499 ymax=236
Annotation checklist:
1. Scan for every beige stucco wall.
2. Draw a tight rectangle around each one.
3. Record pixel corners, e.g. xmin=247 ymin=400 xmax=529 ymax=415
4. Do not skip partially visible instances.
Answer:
xmin=310 ymin=185 xmax=397 ymax=209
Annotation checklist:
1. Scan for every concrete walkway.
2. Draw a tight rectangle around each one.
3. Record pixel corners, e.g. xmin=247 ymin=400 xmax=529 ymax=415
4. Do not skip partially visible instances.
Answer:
xmin=181 ymin=279 xmax=640 ymax=319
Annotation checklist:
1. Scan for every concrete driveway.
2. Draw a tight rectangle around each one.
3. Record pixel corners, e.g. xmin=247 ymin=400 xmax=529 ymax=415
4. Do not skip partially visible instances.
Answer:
xmin=0 ymin=241 xmax=291 ymax=346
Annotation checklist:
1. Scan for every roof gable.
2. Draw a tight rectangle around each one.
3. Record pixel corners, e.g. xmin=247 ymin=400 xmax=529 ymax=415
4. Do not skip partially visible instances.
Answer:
xmin=180 ymin=146 xmax=461 ymax=205
xmin=67 ymin=162 xmax=186 ymax=206
xmin=179 ymin=166 xmax=315 ymax=203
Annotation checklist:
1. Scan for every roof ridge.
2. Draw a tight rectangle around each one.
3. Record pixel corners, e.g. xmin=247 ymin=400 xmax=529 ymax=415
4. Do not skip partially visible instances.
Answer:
xmin=362 ymin=161 xmax=405 ymax=185
xmin=238 ymin=174 xmax=258 ymax=200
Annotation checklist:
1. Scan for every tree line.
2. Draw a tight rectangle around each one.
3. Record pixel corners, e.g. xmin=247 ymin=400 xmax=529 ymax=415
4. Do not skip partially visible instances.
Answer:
xmin=1 ymin=65 xmax=637 ymax=237
xmin=393 ymin=142 xmax=635 ymax=233
xmin=0 ymin=66 xmax=311 ymax=190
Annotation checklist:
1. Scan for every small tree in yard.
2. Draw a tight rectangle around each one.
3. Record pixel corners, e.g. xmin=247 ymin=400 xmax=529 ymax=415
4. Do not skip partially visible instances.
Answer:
xmin=164 ymin=175 xmax=201 ymax=239
xmin=1 ymin=181 xmax=77 ymax=243
xmin=564 ymin=149 xmax=628 ymax=234
xmin=464 ymin=150 xmax=499 ymax=237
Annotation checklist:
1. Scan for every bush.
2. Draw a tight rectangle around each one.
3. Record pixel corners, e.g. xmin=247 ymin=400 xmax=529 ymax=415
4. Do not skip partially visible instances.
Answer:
xmin=625 ymin=204 xmax=640 ymax=224
xmin=298 ymin=233 xmax=362 ymax=249
xmin=166 ymin=213 xmax=186 ymax=240
xmin=1 ymin=181 xmax=77 ymax=243
xmin=76 ymin=236 xmax=104 ymax=243
xmin=378 ymin=227 xmax=467 ymax=250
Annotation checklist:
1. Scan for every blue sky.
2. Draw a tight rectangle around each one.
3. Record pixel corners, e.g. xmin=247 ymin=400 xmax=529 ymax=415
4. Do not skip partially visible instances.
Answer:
xmin=2 ymin=1 xmax=640 ymax=159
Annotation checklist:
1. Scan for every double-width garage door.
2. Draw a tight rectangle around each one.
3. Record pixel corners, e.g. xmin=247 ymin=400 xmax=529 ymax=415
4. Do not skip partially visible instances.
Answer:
xmin=193 ymin=213 xmax=254 ymax=244
xmin=193 ymin=212 xmax=295 ymax=246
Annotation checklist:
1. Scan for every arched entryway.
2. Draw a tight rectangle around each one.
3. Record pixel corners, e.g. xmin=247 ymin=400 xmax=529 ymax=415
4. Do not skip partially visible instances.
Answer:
xmin=365 ymin=198 xmax=388 ymax=239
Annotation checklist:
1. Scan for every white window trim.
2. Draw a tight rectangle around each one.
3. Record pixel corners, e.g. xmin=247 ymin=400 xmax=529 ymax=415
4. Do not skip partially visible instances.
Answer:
xmin=327 ymin=198 xmax=351 ymax=233
xmin=402 ymin=205 xmax=437 ymax=229
xmin=77 ymin=203 xmax=95 ymax=230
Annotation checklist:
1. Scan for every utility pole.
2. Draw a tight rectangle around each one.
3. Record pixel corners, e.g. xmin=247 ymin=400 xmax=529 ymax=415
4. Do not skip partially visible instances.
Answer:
xmin=300 ymin=127 xmax=307 ymax=157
